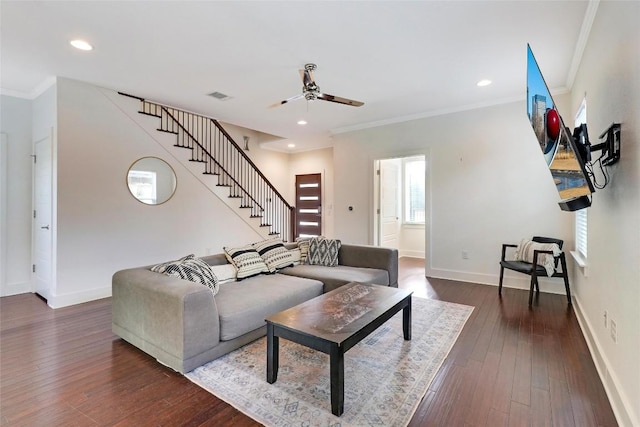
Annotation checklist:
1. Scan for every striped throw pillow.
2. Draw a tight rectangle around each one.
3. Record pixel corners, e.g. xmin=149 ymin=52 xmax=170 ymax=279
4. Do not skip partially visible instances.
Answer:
xmin=252 ymin=238 xmax=294 ymax=272
xmin=224 ymin=245 xmax=270 ymax=280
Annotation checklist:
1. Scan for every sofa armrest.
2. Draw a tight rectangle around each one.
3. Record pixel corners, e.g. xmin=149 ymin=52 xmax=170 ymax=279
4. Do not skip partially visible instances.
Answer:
xmin=112 ymin=267 xmax=220 ymax=372
xmin=338 ymin=244 xmax=399 ymax=287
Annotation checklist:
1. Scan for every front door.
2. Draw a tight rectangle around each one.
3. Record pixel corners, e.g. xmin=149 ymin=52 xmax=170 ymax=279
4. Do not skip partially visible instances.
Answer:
xmin=295 ymin=174 xmax=322 ymax=238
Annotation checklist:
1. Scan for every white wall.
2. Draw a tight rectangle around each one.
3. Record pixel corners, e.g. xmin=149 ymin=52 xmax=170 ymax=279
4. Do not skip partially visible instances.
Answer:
xmin=289 ymin=147 xmax=334 ymax=237
xmin=51 ymin=78 xmax=265 ymax=307
xmin=333 ymin=100 xmax=573 ymax=289
xmin=0 ymin=95 xmax=33 ymax=296
xmin=568 ymin=2 xmax=640 ymax=425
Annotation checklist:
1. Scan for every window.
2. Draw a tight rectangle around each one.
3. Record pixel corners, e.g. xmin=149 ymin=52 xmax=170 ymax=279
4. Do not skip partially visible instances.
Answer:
xmin=403 ymin=158 xmax=425 ymax=224
xmin=575 ymin=209 xmax=587 ymax=258
xmin=574 ymin=97 xmax=588 ymax=259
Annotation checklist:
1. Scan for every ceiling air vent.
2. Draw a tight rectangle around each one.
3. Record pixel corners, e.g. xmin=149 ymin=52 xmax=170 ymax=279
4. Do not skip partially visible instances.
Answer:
xmin=207 ymin=91 xmax=232 ymax=101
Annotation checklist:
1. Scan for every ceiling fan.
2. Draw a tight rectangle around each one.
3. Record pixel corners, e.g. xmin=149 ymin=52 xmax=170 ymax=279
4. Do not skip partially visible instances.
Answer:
xmin=271 ymin=63 xmax=364 ymax=108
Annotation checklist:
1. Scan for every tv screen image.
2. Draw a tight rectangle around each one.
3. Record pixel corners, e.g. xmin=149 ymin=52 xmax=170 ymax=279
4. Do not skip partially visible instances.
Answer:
xmin=526 ymin=44 xmax=594 ymax=210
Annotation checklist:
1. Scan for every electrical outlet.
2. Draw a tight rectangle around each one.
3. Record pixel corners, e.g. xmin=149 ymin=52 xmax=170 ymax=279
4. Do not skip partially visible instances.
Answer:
xmin=604 ymin=310 xmax=608 ymax=328
xmin=462 ymin=250 xmax=469 ymax=260
xmin=610 ymin=319 xmax=617 ymax=343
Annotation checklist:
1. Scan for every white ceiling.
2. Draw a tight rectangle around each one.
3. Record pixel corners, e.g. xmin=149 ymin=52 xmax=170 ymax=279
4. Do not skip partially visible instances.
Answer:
xmin=1 ymin=1 xmax=594 ymax=151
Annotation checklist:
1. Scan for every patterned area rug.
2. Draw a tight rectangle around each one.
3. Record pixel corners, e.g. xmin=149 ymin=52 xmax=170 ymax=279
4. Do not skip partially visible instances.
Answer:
xmin=186 ymin=297 xmax=473 ymax=427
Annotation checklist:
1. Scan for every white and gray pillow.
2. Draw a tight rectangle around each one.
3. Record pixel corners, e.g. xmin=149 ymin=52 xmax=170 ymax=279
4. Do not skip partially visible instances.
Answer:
xmin=295 ymin=237 xmax=311 ymax=264
xmin=210 ymin=263 xmax=237 ymax=284
xmin=224 ymin=245 xmax=270 ymax=280
xmin=252 ymin=238 xmax=294 ymax=272
xmin=514 ymin=239 xmax=561 ymax=276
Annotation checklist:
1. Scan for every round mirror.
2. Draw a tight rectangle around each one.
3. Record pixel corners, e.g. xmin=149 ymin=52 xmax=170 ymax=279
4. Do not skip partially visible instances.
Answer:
xmin=127 ymin=157 xmax=177 ymax=205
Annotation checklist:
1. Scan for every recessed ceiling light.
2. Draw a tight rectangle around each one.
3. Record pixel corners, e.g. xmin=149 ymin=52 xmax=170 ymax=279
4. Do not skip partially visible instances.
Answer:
xmin=288 ymin=143 xmax=296 ymax=148
xmin=297 ymin=120 xmax=307 ymax=125
xmin=477 ymin=79 xmax=492 ymax=87
xmin=70 ymin=40 xmax=93 ymax=51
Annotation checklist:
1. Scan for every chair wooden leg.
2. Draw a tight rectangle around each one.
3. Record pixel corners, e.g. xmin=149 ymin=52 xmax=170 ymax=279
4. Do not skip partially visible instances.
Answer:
xmin=498 ymin=266 xmax=505 ymax=296
xmin=560 ymin=254 xmax=572 ymax=304
xmin=528 ymin=275 xmax=536 ymax=306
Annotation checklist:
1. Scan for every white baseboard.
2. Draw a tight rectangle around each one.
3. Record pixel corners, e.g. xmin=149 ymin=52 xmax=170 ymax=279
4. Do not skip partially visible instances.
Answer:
xmin=399 ymin=250 xmax=425 ymax=258
xmin=0 ymin=280 xmax=31 ymax=297
xmin=572 ymin=297 xmax=637 ymax=427
xmin=425 ymin=267 xmax=568 ymax=295
xmin=425 ymin=266 xmax=635 ymax=426
xmin=48 ymin=286 xmax=112 ymax=309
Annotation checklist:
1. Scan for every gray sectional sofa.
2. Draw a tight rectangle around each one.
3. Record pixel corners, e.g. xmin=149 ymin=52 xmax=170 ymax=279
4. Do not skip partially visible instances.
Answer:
xmin=112 ymin=243 xmax=398 ymax=373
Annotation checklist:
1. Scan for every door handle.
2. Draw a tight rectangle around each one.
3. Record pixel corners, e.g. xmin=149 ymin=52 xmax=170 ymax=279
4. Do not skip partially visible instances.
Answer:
xmin=41 ymin=225 xmax=50 ymax=230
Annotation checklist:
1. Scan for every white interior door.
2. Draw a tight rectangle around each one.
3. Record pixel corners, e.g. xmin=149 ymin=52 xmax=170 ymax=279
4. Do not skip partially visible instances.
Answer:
xmin=34 ymin=135 xmax=53 ymax=300
xmin=0 ymin=134 xmax=7 ymax=295
xmin=379 ymin=160 xmax=400 ymax=249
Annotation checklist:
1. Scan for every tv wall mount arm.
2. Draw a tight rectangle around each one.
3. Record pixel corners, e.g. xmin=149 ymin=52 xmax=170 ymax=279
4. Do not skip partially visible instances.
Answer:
xmin=590 ymin=123 xmax=621 ymax=166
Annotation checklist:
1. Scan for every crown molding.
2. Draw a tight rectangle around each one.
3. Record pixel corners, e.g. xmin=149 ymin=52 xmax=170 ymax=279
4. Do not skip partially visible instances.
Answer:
xmin=566 ymin=0 xmax=600 ymax=89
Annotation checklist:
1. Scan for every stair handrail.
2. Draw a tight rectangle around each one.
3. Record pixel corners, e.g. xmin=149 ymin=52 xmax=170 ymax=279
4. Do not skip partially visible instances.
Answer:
xmin=160 ymin=106 xmax=264 ymax=211
xmin=119 ymin=91 xmax=296 ymax=240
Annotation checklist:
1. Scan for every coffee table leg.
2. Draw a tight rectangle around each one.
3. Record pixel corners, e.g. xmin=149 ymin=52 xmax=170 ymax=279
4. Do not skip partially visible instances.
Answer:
xmin=403 ymin=297 xmax=412 ymax=340
xmin=329 ymin=344 xmax=344 ymax=416
xmin=267 ymin=323 xmax=279 ymax=383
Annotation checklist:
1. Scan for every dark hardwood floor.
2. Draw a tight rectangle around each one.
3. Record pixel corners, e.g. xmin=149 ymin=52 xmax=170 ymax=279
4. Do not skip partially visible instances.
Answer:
xmin=0 ymin=257 xmax=617 ymax=426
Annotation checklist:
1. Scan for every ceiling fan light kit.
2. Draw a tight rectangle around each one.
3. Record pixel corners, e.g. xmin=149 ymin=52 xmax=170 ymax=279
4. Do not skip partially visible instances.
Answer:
xmin=272 ymin=63 xmax=364 ymax=108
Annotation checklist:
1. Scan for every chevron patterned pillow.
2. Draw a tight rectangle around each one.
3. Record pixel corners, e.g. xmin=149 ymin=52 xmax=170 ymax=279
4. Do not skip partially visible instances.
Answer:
xmin=307 ymin=237 xmax=341 ymax=267
xmin=151 ymin=254 xmax=219 ymax=295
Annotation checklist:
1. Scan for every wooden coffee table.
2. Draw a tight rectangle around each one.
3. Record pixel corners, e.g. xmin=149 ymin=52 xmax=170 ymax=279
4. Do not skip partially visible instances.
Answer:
xmin=265 ymin=282 xmax=412 ymax=416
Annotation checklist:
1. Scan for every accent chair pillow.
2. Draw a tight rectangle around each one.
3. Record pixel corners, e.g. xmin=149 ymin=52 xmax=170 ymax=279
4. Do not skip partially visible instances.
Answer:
xmin=514 ymin=239 xmax=561 ymax=276
xmin=223 ymin=245 xmax=270 ymax=280
xmin=307 ymin=237 xmax=341 ymax=267
xmin=252 ymin=238 xmax=294 ymax=272
xmin=151 ymin=254 xmax=219 ymax=295
xmin=210 ymin=263 xmax=237 ymax=284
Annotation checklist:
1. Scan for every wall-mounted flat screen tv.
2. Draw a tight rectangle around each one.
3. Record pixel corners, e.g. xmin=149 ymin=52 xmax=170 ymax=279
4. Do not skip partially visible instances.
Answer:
xmin=526 ymin=44 xmax=594 ymax=211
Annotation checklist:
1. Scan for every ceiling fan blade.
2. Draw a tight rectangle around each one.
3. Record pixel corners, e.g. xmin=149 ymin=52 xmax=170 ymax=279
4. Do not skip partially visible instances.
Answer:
xmin=268 ymin=93 xmax=304 ymax=108
xmin=316 ymin=92 xmax=364 ymax=107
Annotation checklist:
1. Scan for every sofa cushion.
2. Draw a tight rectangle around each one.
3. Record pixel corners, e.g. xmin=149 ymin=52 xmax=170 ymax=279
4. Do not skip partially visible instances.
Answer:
xmin=307 ymin=237 xmax=341 ymax=267
xmin=214 ymin=274 xmax=323 ymax=341
xmin=279 ymin=264 xmax=389 ymax=293
xmin=223 ymin=245 xmax=270 ymax=280
xmin=252 ymin=238 xmax=294 ymax=272
xmin=150 ymin=254 xmax=219 ymax=295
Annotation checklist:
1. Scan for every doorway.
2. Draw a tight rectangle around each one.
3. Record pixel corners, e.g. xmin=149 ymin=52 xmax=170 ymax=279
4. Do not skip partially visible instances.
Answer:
xmin=295 ymin=173 xmax=322 ymax=238
xmin=374 ymin=155 xmax=426 ymax=258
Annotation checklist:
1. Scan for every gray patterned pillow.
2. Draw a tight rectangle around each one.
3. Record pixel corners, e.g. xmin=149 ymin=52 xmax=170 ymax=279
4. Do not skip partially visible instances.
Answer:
xmin=252 ymin=238 xmax=294 ymax=272
xmin=224 ymin=245 xmax=270 ymax=280
xmin=307 ymin=237 xmax=341 ymax=267
xmin=151 ymin=254 xmax=219 ymax=295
